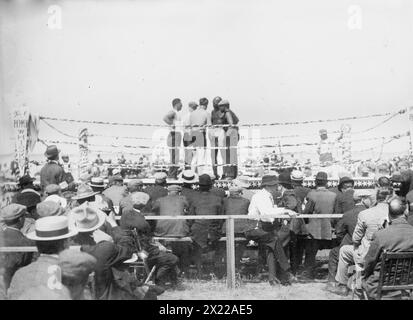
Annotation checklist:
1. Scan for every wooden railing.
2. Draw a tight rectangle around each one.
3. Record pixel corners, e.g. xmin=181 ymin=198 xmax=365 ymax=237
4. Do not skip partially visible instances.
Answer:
xmin=0 ymin=213 xmax=343 ymax=289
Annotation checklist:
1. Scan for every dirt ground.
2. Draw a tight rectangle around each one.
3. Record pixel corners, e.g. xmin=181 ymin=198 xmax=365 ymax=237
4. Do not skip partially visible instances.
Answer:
xmin=159 ymin=279 xmax=351 ymax=300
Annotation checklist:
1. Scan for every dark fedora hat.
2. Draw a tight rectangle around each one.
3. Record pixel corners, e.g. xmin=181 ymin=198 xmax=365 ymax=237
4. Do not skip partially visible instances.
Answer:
xmin=199 ymin=174 xmax=212 ymax=186
xmin=44 ymin=145 xmax=60 ymax=159
xmin=18 ymin=175 xmax=35 ymax=186
xmin=261 ymin=175 xmax=279 ymax=187
xmin=315 ymin=171 xmax=328 ymax=181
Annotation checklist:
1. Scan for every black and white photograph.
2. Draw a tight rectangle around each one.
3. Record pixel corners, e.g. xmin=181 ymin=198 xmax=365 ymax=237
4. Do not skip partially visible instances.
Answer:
xmin=1 ymin=0 xmax=413 ymax=305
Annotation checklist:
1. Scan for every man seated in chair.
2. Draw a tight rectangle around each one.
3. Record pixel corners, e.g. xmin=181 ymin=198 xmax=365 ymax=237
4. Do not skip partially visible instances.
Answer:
xmin=120 ymin=193 xmax=184 ymax=291
xmin=363 ymin=197 xmax=413 ymax=300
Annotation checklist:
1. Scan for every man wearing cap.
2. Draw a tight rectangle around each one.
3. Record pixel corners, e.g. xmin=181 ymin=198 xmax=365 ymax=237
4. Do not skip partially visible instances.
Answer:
xmin=118 ymin=179 xmax=145 ymax=216
xmin=189 ymin=174 xmax=224 ymax=275
xmin=58 ymin=249 xmax=97 ymax=300
xmin=0 ymin=204 xmax=35 ymax=291
xmin=7 ymin=216 xmax=77 ymax=300
xmin=13 ymin=175 xmax=41 ymax=220
xmin=189 ymin=100 xmax=210 ymax=175
xmin=247 ymin=175 xmax=298 ymax=285
xmin=163 ymin=98 xmax=183 ymax=180
xmin=102 ymin=175 xmax=127 ymax=208
xmin=144 ymin=172 xmax=168 ymax=207
xmin=332 ymin=188 xmax=392 ymax=296
xmin=317 ymin=129 xmax=335 ymax=165
xmin=209 ymin=96 xmax=225 ymax=179
xmin=301 ymin=171 xmax=337 ymax=280
xmin=40 ymin=145 xmax=66 ymax=191
xmin=362 ymin=197 xmax=413 ymax=299
xmin=326 ymin=190 xmax=373 ymax=293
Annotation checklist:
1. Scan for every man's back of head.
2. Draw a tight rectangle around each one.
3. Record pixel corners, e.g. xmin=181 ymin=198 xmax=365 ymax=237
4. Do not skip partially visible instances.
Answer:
xmin=389 ymin=197 xmax=407 ymax=220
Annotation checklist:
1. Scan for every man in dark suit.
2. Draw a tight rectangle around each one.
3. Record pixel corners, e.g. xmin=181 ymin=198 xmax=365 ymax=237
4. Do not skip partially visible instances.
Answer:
xmin=40 ymin=145 xmax=65 ymax=191
xmin=144 ymin=172 xmax=168 ymax=206
xmin=326 ymin=190 xmax=373 ymax=292
xmin=362 ymin=197 xmax=413 ymax=299
xmin=333 ymin=176 xmax=355 ymax=214
xmin=0 ymin=204 xmax=34 ymax=291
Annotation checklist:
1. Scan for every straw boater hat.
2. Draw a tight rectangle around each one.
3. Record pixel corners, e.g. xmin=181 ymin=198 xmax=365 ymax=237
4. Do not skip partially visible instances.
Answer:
xmin=233 ymin=176 xmax=250 ymax=189
xmin=290 ymin=170 xmax=304 ymax=181
xmin=27 ymin=216 xmax=78 ymax=241
xmin=89 ymin=177 xmax=107 ymax=189
xmin=72 ymin=184 xmax=99 ymax=201
xmin=68 ymin=205 xmax=106 ymax=233
xmin=179 ymin=170 xmax=198 ymax=183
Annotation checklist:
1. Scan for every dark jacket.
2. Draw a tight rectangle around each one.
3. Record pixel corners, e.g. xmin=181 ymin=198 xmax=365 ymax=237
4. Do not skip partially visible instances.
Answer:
xmin=293 ymin=185 xmax=311 ymax=203
xmin=335 ymin=204 xmax=365 ymax=246
xmin=80 ymin=240 xmax=133 ymax=300
xmin=222 ymin=195 xmax=254 ymax=234
xmin=189 ymin=191 xmax=223 ymax=248
xmin=363 ymin=217 xmax=413 ymax=299
xmin=152 ymin=194 xmax=190 ymax=237
xmin=334 ymin=189 xmax=355 ymax=214
xmin=210 ymin=187 xmax=226 ymax=199
xmin=40 ymin=161 xmax=65 ymax=190
xmin=144 ymin=185 xmax=168 ymax=203
xmin=13 ymin=189 xmax=41 ymax=212
xmin=0 ymin=227 xmax=34 ymax=289
xmin=181 ymin=187 xmax=198 ymax=206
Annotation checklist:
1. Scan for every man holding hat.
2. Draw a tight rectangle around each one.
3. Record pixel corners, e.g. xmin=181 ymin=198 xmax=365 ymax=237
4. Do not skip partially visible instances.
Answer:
xmin=247 ymin=175 xmax=298 ymax=285
xmin=0 ymin=204 xmax=35 ymax=291
xmin=40 ymin=145 xmax=65 ymax=191
xmin=301 ymin=171 xmax=337 ymax=280
xmin=7 ymin=216 xmax=77 ymax=299
xmin=326 ymin=189 xmax=373 ymax=293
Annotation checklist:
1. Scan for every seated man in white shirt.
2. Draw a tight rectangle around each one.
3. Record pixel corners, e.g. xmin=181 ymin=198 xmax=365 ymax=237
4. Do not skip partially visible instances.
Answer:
xmin=246 ymin=175 xmax=298 ymax=286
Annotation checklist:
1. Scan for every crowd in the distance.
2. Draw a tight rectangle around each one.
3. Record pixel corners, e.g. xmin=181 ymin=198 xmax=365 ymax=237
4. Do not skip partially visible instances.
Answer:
xmin=2 ymin=144 xmax=413 ymax=300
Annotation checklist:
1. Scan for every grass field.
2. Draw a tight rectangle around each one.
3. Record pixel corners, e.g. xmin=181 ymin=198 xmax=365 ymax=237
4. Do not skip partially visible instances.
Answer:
xmin=159 ymin=279 xmax=350 ymax=300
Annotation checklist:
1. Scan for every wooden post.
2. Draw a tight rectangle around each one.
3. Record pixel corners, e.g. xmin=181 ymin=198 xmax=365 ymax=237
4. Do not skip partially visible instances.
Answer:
xmin=226 ymin=216 xmax=236 ymax=289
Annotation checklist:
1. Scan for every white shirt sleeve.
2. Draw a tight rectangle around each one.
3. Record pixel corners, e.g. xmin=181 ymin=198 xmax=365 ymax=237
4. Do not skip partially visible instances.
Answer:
xmin=248 ymin=191 xmax=286 ymax=223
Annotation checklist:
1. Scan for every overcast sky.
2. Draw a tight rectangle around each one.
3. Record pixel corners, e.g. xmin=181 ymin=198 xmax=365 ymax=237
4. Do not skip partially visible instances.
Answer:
xmin=1 ymin=0 xmax=413 ymax=162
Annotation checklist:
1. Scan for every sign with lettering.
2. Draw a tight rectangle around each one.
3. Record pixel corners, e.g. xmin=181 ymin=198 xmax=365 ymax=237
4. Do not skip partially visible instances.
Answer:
xmin=78 ymin=128 xmax=89 ymax=178
xmin=12 ymin=108 xmax=30 ymax=176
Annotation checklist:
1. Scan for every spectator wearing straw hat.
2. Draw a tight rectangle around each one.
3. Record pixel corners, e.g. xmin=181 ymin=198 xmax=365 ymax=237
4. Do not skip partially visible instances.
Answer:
xmin=44 ymin=184 xmax=68 ymax=209
xmin=69 ymin=205 xmax=134 ymax=300
xmin=0 ymin=204 xmax=35 ymax=291
xmin=179 ymin=170 xmax=199 ymax=206
xmin=89 ymin=177 xmax=114 ymax=214
xmin=37 ymin=201 xmax=66 ymax=218
xmin=58 ymin=249 xmax=97 ymax=300
xmin=40 ymin=145 xmax=65 ymax=191
xmin=7 ymin=216 xmax=77 ymax=300
xmin=301 ymin=171 xmax=337 ymax=280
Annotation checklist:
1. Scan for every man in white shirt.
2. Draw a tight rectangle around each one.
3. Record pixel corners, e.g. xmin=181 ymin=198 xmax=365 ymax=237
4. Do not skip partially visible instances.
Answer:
xmin=163 ymin=98 xmax=183 ymax=179
xmin=246 ymin=175 xmax=297 ymax=286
